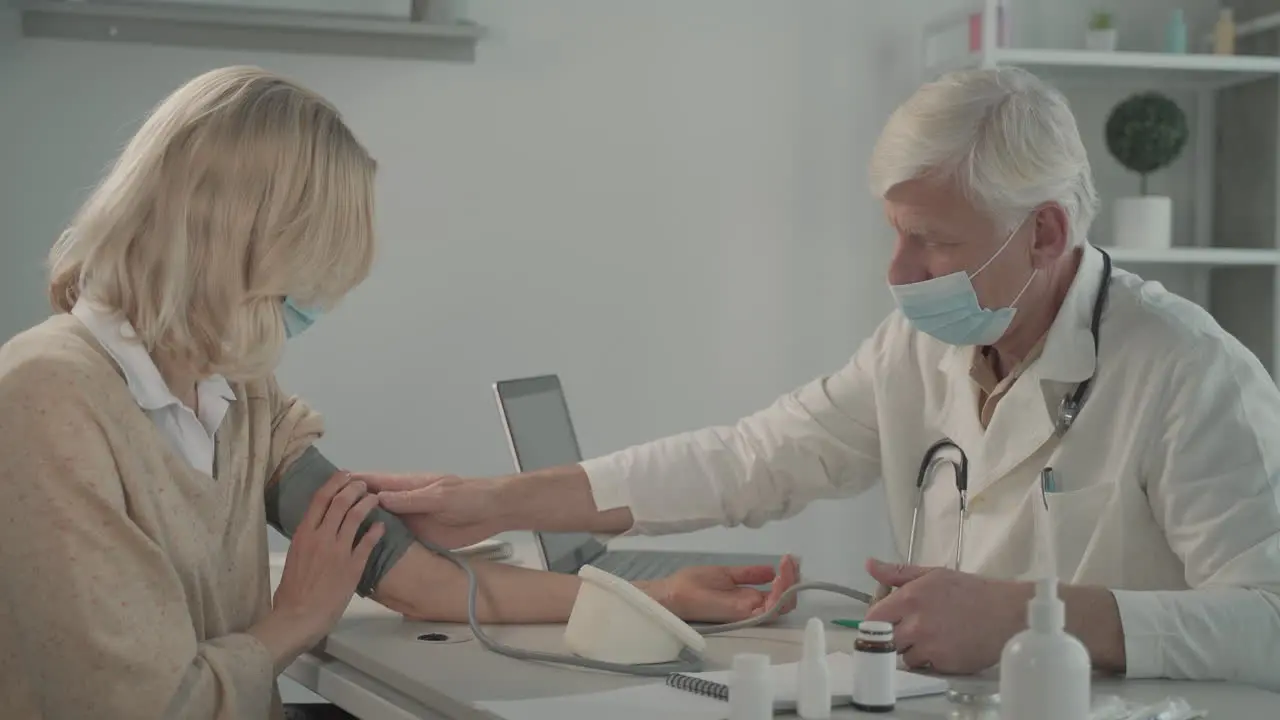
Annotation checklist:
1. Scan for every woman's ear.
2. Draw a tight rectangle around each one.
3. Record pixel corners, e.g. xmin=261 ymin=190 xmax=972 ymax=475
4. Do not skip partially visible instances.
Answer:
xmin=1030 ymin=203 xmax=1070 ymax=268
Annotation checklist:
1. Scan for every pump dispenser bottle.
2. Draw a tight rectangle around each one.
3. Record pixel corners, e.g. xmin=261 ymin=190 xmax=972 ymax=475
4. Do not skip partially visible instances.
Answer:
xmin=998 ymin=576 xmax=1091 ymax=720
xmin=797 ymin=618 xmax=831 ymax=719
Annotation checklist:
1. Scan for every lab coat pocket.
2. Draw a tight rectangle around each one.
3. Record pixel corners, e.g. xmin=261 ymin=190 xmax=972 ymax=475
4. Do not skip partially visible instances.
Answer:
xmin=1038 ymin=480 xmax=1117 ymax=578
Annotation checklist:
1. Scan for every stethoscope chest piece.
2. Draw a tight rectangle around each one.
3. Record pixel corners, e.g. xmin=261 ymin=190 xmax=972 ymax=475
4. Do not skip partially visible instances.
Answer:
xmin=1055 ymin=395 xmax=1081 ymax=437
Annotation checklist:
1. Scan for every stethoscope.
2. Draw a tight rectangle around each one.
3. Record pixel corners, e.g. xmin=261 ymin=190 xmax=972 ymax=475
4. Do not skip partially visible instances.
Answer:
xmin=907 ymin=248 xmax=1112 ymax=571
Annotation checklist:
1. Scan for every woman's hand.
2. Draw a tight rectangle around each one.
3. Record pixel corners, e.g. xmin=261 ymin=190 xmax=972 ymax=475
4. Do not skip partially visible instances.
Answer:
xmin=250 ymin=471 xmax=384 ymax=671
xmin=642 ymin=554 xmax=802 ymax=623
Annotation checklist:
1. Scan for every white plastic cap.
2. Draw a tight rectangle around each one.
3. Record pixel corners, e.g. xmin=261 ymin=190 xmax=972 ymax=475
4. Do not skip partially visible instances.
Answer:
xmin=733 ymin=652 xmax=771 ymax=677
xmin=857 ymin=620 xmax=894 ymax=640
xmin=803 ymin=617 xmax=826 ymax=658
xmin=1028 ymin=576 xmax=1065 ymax=632
xmin=730 ymin=654 xmax=775 ymax=720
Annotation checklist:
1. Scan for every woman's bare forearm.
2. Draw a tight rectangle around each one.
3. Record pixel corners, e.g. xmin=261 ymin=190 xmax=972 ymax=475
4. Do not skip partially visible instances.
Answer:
xmin=371 ymin=544 xmax=579 ymax=622
xmin=496 ymin=464 xmax=634 ymax=535
xmin=371 ymin=542 xmax=662 ymax=624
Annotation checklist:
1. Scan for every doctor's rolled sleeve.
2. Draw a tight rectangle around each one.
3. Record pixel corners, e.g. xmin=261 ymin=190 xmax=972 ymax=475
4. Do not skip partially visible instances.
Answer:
xmin=582 ymin=323 xmax=892 ymax=536
xmin=1111 ymin=333 xmax=1280 ymax=689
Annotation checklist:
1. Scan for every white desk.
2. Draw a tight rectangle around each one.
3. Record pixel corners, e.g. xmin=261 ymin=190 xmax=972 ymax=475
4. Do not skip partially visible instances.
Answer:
xmin=277 ymin=535 xmax=1280 ymax=719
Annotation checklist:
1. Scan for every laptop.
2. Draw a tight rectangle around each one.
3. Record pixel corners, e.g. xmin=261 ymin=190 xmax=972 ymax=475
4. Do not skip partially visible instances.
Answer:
xmin=492 ymin=373 xmax=785 ymax=581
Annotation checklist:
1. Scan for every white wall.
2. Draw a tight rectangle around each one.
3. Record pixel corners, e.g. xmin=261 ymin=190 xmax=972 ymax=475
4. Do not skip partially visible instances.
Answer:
xmin=0 ymin=0 xmax=1219 ymax=583
xmin=0 ymin=0 xmax=1217 ymax=703
xmin=1 ymin=0 xmax=980 ymax=584
xmin=0 ymin=3 xmax=942 ymax=703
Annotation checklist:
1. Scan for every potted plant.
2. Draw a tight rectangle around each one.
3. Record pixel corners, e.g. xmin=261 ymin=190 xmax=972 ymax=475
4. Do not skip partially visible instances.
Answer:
xmin=1104 ymin=91 xmax=1189 ymax=249
xmin=1086 ymin=11 xmax=1118 ymax=51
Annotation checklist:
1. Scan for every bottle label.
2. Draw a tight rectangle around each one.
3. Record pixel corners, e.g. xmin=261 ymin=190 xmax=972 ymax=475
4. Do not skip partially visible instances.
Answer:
xmin=851 ymin=650 xmax=896 ymax=708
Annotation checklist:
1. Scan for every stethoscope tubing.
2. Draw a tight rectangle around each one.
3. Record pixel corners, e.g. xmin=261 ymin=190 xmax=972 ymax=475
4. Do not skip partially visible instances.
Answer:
xmin=909 ymin=440 xmax=969 ymax=568
xmin=906 ymin=250 xmax=1113 ymax=571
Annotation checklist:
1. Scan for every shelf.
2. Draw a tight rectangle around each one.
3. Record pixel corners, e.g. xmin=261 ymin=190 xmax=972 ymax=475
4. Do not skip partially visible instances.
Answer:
xmin=16 ymin=0 xmax=484 ymax=62
xmin=1101 ymin=247 xmax=1280 ymax=266
xmin=932 ymin=48 xmax=1280 ymax=90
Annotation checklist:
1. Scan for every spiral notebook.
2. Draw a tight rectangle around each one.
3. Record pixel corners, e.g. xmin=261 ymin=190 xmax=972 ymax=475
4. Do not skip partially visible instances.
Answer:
xmin=665 ymin=673 xmax=736 ymax=700
xmin=664 ymin=652 xmax=948 ymax=711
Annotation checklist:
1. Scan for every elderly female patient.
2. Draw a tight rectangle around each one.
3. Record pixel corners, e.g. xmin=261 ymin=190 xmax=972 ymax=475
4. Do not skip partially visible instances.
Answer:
xmin=0 ymin=66 xmax=798 ymax=720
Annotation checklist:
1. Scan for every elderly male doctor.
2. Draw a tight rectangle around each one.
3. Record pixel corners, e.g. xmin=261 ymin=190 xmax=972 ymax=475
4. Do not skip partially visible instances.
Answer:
xmin=368 ymin=67 xmax=1280 ymax=688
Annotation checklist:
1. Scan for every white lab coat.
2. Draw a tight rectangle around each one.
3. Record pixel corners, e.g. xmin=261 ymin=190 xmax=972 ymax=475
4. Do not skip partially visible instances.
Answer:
xmin=582 ymin=243 xmax=1280 ymax=689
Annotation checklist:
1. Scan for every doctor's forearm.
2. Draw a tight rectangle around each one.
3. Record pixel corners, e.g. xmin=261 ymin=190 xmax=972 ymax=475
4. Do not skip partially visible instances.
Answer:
xmin=1109 ymin=586 xmax=1280 ymax=689
xmin=1059 ymin=584 xmax=1127 ymax=674
xmin=1062 ymin=584 xmax=1280 ymax=688
xmin=497 ymin=464 xmax=634 ymax=534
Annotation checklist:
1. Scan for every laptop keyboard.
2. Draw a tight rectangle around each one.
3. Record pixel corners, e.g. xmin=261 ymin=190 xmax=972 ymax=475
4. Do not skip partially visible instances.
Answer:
xmin=589 ymin=551 xmax=779 ymax=582
xmin=590 ymin=552 xmax=678 ymax=581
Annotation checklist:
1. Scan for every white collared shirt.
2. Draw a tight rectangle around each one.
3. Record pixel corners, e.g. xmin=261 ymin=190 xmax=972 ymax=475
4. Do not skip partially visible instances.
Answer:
xmin=581 ymin=243 xmax=1280 ymax=689
xmin=71 ymin=300 xmax=235 ymax=476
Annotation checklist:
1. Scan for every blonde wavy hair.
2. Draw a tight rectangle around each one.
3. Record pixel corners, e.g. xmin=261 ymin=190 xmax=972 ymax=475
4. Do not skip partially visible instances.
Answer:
xmin=48 ymin=65 xmax=376 ymax=380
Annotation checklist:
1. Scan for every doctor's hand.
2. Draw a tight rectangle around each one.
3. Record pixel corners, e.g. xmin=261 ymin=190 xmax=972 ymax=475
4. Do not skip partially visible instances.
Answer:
xmin=645 ymin=554 xmax=802 ymax=623
xmin=861 ymin=558 xmax=1031 ymax=675
xmin=359 ymin=472 xmax=508 ymax=550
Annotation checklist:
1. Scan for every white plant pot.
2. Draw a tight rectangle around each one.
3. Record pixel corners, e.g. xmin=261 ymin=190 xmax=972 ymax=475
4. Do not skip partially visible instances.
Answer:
xmin=1112 ymin=196 xmax=1173 ymax=250
xmin=1086 ymin=28 xmax=1118 ymax=51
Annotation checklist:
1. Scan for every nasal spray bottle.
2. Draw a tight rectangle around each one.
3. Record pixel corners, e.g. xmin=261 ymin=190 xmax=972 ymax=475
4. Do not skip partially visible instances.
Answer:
xmin=797 ymin=618 xmax=831 ymax=719
xmin=998 ymin=517 xmax=1091 ymax=719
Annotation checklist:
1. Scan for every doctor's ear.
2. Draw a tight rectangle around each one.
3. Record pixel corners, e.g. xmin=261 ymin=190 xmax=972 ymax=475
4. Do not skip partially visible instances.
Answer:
xmin=1029 ymin=203 xmax=1070 ymax=267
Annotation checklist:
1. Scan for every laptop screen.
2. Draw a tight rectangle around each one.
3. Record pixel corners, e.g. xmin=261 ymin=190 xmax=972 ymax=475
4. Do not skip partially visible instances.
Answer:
xmin=494 ymin=375 xmax=606 ymax=574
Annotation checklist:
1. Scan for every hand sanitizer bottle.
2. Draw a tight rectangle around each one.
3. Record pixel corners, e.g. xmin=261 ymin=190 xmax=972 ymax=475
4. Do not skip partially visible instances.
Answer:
xmin=998 ymin=576 xmax=1090 ymax=720
xmin=797 ymin=618 xmax=831 ymax=719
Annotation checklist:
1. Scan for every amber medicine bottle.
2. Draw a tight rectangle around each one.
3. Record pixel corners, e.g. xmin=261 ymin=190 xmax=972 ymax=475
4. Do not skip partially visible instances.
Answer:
xmin=851 ymin=620 xmax=896 ymax=712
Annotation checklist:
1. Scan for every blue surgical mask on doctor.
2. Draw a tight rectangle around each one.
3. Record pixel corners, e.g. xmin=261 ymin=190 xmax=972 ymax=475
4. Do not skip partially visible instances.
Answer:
xmin=281 ymin=296 xmax=322 ymax=339
xmin=888 ymin=214 xmax=1037 ymax=347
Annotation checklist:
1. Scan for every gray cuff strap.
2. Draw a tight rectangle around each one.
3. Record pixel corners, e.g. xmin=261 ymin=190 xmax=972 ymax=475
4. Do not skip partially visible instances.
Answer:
xmin=265 ymin=445 xmax=415 ymax=597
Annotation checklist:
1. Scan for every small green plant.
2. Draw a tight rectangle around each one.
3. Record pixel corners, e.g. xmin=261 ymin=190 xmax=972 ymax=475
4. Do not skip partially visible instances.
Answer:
xmin=1105 ymin=91 xmax=1189 ymax=195
xmin=1090 ymin=11 xmax=1114 ymax=30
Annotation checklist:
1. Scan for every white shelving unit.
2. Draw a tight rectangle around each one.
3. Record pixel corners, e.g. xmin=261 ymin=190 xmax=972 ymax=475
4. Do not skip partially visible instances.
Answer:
xmin=967 ymin=48 xmax=1280 ymax=88
xmin=1106 ymin=247 xmax=1280 ymax=266
xmin=923 ymin=1 xmax=1280 ymax=379
xmin=14 ymin=0 xmax=484 ymax=62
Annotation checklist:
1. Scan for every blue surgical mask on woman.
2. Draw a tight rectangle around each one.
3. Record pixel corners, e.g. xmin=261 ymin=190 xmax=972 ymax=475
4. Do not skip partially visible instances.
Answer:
xmin=281 ymin=296 xmax=322 ymax=338
xmin=888 ymin=215 xmax=1036 ymax=347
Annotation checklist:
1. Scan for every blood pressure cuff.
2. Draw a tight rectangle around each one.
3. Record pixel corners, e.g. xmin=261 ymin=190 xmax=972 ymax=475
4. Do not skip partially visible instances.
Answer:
xmin=265 ymin=445 xmax=415 ymax=597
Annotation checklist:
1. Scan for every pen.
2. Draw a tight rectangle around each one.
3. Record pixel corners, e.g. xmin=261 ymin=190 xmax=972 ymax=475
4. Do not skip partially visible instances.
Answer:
xmin=1040 ymin=467 xmax=1056 ymax=509
xmin=832 ymin=619 xmax=861 ymax=629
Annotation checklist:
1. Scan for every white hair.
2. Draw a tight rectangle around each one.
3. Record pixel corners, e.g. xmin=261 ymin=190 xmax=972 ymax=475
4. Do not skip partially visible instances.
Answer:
xmin=868 ymin=66 xmax=1099 ymax=247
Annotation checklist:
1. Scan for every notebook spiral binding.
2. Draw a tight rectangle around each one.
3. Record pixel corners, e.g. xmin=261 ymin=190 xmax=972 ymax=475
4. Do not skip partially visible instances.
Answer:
xmin=665 ymin=672 xmax=729 ymax=701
